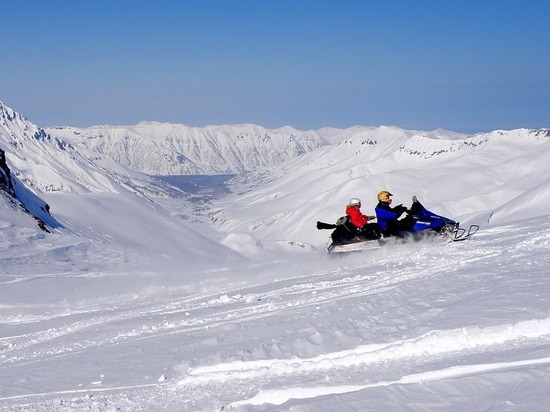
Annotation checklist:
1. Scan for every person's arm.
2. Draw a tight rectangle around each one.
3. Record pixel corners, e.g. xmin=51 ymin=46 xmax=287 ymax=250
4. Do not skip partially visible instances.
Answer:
xmin=391 ymin=204 xmax=408 ymax=217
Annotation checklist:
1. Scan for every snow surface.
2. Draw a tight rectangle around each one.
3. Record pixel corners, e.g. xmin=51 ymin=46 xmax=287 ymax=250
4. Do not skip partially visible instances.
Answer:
xmin=1 ymin=102 xmax=550 ymax=411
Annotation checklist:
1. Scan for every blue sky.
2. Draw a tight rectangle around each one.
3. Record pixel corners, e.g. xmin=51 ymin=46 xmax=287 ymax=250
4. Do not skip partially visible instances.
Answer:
xmin=2 ymin=0 xmax=548 ymax=133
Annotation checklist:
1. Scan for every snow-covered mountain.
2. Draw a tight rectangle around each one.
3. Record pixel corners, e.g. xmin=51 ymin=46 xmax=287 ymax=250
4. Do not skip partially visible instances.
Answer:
xmin=1 ymin=102 xmax=149 ymax=195
xmin=0 ymin=147 xmax=57 ymax=231
xmin=1 ymin=100 xmax=550 ymax=411
xmin=3 ymin=99 xmax=549 ymax=260
xmin=0 ymin=101 xmax=245 ymax=271
xmin=0 ymin=106 xmax=61 ymax=230
xmin=46 ymin=122 xmax=336 ymax=175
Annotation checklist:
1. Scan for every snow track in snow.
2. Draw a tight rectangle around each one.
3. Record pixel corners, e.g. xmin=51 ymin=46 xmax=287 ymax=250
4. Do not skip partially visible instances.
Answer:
xmin=174 ymin=317 xmax=550 ymax=408
xmin=231 ymin=356 xmax=550 ymax=407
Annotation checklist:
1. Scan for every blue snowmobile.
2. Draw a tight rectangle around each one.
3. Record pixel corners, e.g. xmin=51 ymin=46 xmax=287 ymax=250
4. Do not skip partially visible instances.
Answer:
xmin=317 ymin=196 xmax=478 ymax=254
xmin=382 ymin=196 xmax=464 ymax=240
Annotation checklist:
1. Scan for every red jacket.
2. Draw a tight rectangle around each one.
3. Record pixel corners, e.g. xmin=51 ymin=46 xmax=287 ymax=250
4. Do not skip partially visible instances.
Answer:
xmin=346 ymin=205 xmax=369 ymax=228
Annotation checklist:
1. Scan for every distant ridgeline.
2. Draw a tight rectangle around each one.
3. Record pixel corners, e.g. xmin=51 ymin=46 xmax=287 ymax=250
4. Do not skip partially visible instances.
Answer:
xmin=0 ymin=147 xmax=50 ymax=232
xmin=46 ymin=123 xmax=333 ymax=175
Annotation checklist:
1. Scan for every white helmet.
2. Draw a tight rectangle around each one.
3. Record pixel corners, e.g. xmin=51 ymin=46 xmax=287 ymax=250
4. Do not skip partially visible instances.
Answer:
xmin=349 ymin=197 xmax=361 ymax=206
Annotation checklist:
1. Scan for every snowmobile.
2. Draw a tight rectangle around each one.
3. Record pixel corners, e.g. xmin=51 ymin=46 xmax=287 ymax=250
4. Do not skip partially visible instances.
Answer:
xmin=317 ymin=196 xmax=479 ymax=254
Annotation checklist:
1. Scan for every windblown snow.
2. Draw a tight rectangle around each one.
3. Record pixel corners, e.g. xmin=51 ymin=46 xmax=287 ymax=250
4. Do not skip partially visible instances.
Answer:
xmin=1 ymin=101 xmax=549 ymax=411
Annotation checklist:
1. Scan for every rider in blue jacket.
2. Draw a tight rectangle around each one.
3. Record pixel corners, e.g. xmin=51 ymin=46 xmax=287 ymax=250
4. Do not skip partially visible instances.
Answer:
xmin=375 ymin=191 xmax=413 ymax=236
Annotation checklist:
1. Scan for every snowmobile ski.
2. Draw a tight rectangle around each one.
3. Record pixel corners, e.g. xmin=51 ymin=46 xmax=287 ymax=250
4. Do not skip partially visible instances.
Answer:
xmin=450 ymin=224 xmax=479 ymax=242
xmin=328 ymin=238 xmax=385 ymax=254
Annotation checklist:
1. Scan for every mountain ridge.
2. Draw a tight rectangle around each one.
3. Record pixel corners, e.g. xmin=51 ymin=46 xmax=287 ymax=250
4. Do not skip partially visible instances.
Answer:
xmin=1 ymin=99 xmax=549 ymax=245
xmin=46 ymin=122 xmax=333 ymax=175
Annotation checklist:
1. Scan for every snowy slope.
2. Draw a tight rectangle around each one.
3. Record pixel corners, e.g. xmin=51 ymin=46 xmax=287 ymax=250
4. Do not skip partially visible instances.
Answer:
xmin=1 ymin=214 xmax=549 ymax=411
xmin=1 ymin=101 xmax=550 ymax=411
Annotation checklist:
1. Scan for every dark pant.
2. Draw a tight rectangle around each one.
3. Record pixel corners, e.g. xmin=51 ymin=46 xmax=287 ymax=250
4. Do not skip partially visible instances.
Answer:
xmin=331 ymin=222 xmax=357 ymax=243
xmin=332 ymin=222 xmax=381 ymax=243
xmin=358 ymin=223 xmax=382 ymax=240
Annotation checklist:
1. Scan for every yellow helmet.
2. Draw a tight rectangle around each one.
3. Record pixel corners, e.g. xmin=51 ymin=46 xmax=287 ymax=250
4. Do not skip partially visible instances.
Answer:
xmin=377 ymin=190 xmax=393 ymax=202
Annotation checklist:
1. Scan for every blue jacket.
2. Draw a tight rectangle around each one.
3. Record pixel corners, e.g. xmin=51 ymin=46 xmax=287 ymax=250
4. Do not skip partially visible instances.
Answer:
xmin=375 ymin=201 xmax=407 ymax=231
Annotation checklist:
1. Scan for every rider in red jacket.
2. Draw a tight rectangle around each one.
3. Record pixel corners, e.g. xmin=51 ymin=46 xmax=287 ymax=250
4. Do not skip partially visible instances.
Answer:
xmin=346 ymin=197 xmax=381 ymax=241
xmin=346 ymin=197 xmax=374 ymax=229
xmin=327 ymin=197 xmax=381 ymax=244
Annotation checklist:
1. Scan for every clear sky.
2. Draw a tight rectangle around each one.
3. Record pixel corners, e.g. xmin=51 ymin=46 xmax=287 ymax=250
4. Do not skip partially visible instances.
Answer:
xmin=1 ymin=0 xmax=548 ymax=133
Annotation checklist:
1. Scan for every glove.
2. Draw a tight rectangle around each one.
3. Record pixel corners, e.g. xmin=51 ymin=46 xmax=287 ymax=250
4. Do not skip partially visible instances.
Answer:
xmin=395 ymin=205 xmax=407 ymax=215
